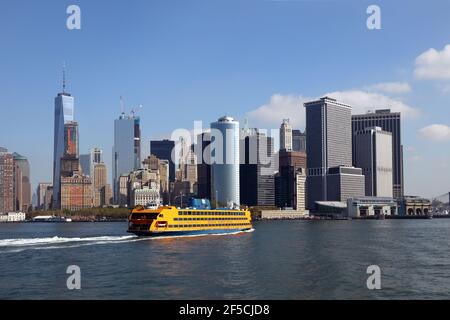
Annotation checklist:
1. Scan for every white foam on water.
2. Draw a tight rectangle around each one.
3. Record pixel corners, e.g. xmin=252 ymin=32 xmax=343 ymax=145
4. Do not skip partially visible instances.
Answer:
xmin=0 ymin=228 xmax=255 ymax=253
xmin=0 ymin=235 xmax=137 ymax=247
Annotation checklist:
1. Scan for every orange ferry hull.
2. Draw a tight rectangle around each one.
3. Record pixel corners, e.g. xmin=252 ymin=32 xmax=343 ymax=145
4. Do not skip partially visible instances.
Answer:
xmin=128 ymin=228 xmax=252 ymax=237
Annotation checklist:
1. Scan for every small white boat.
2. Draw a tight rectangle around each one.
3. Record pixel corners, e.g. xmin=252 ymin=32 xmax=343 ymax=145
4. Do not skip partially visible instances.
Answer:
xmin=32 ymin=215 xmax=72 ymax=223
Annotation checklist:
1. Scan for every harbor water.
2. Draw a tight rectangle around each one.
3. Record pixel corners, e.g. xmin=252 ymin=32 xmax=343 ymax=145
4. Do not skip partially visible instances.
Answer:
xmin=1 ymin=219 xmax=450 ymax=299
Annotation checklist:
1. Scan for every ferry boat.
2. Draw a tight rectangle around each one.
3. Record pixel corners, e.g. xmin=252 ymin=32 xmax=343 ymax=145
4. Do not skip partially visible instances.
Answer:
xmin=127 ymin=203 xmax=252 ymax=237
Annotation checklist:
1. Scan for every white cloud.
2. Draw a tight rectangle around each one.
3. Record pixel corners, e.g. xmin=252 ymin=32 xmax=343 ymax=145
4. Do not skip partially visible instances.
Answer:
xmin=438 ymin=83 xmax=450 ymax=94
xmin=246 ymin=94 xmax=310 ymax=129
xmin=419 ymin=124 xmax=450 ymax=142
xmin=246 ymin=90 xmax=420 ymax=129
xmin=364 ymin=82 xmax=411 ymax=94
xmin=414 ymin=44 xmax=450 ymax=80
xmin=325 ymin=90 xmax=420 ymax=118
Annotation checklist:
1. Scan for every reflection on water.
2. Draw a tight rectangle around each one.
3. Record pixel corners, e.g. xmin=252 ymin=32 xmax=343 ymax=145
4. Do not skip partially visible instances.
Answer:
xmin=1 ymin=220 xmax=450 ymax=299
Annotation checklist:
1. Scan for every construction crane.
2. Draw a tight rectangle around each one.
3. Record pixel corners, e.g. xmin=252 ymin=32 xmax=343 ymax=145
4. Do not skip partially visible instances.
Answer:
xmin=130 ymin=104 xmax=143 ymax=117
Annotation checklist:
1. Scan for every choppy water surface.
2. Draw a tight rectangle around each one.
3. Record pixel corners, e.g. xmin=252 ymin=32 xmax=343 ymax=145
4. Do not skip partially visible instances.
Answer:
xmin=1 ymin=219 xmax=450 ymax=299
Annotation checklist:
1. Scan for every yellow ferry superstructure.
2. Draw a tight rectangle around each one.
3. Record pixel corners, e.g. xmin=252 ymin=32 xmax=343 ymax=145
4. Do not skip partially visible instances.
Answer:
xmin=127 ymin=205 xmax=252 ymax=237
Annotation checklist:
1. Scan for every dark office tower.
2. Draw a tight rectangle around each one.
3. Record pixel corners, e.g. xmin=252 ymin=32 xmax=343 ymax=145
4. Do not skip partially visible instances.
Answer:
xmin=134 ymin=117 xmax=141 ymax=170
xmin=352 ymin=109 xmax=404 ymax=198
xmin=196 ymin=133 xmax=212 ymax=200
xmin=292 ymin=130 xmax=306 ymax=152
xmin=304 ymin=97 xmax=364 ymax=209
xmin=12 ymin=153 xmax=31 ymax=212
xmin=240 ymin=130 xmax=276 ymax=207
xmin=150 ymin=139 xmax=175 ymax=182
xmin=275 ymin=150 xmax=307 ymax=208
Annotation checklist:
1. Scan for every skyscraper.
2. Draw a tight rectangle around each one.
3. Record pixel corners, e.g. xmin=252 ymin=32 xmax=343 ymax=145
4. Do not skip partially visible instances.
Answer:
xmin=12 ymin=152 xmax=31 ymax=212
xmin=93 ymin=163 xmax=112 ymax=207
xmin=240 ymin=130 xmax=276 ymax=206
xmin=275 ymin=150 xmax=307 ymax=208
xmin=52 ymin=79 xmax=74 ymax=209
xmin=304 ymin=97 xmax=364 ymax=209
xmin=280 ymin=119 xmax=293 ymax=151
xmin=179 ymin=145 xmax=197 ymax=193
xmin=90 ymin=148 xmax=103 ymax=174
xmin=351 ymin=110 xmax=404 ymax=198
xmin=60 ymin=121 xmax=80 ymax=178
xmin=36 ymin=182 xmax=52 ymax=210
xmin=133 ymin=117 xmax=141 ymax=170
xmin=0 ymin=147 xmax=14 ymax=213
xmin=113 ymin=112 xmax=141 ymax=204
xmin=292 ymin=130 xmax=306 ymax=152
xmin=195 ymin=133 xmax=212 ymax=200
xmin=58 ymin=121 xmax=93 ymax=211
xmin=79 ymin=154 xmax=90 ymax=176
xmin=64 ymin=121 xmax=79 ymax=156
xmin=354 ymin=126 xmax=393 ymax=197
xmin=210 ymin=116 xmax=240 ymax=208
xmin=80 ymin=148 xmax=102 ymax=180
xmin=150 ymin=139 xmax=176 ymax=183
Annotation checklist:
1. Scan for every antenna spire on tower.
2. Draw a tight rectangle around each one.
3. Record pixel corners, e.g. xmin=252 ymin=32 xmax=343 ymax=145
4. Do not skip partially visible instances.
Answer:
xmin=120 ymin=96 xmax=125 ymax=114
xmin=62 ymin=61 xmax=67 ymax=93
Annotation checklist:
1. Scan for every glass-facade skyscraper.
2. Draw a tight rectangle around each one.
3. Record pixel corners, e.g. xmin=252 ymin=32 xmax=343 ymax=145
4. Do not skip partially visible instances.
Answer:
xmin=53 ymin=92 xmax=74 ymax=209
xmin=210 ymin=116 xmax=240 ymax=208
xmin=113 ymin=113 xmax=141 ymax=204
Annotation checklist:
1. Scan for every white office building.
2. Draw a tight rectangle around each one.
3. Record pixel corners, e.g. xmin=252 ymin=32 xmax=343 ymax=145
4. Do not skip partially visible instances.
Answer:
xmin=354 ymin=126 xmax=393 ymax=197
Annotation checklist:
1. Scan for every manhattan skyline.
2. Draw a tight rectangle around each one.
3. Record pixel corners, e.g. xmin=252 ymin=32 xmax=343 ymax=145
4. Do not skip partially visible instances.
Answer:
xmin=1 ymin=1 xmax=450 ymax=198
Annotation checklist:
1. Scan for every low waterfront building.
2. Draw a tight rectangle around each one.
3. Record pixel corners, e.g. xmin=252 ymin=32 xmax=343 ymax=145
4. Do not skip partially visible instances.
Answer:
xmin=398 ymin=197 xmax=431 ymax=216
xmin=314 ymin=201 xmax=347 ymax=217
xmin=259 ymin=209 xmax=309 ymax=219
xmin=347 ymin=197 xmax=397 ymax=218
xmin=131 ymin=185 xmax=160 ymax=207
xmin=0 ymin=212 xmax=26 ymax=222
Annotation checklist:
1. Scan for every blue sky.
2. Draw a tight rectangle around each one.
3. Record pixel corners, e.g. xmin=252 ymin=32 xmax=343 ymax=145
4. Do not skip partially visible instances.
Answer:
xmin=1 ymin=0 xmax=450 ymax=198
